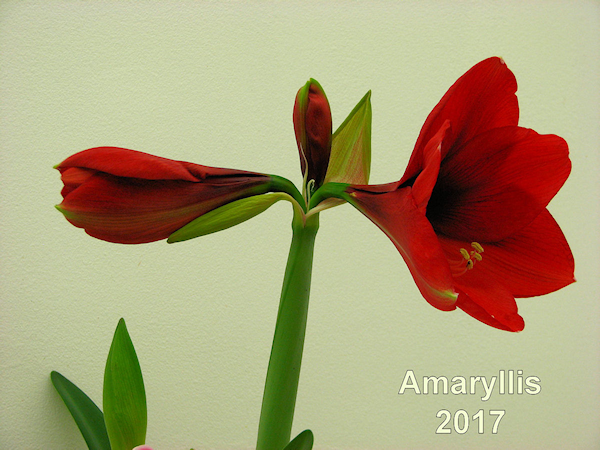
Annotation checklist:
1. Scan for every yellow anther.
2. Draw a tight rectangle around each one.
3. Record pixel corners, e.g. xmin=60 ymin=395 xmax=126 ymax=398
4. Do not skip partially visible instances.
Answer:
xmin=455 ymin=244 xmax=484 ymax=275
xmin=471 ymin=242 xmax=484 ymax=253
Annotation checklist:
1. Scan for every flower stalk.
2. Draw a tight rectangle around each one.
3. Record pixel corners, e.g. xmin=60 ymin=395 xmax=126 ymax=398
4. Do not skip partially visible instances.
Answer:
xmin=256 ymin=212 xmax=319 ymax=450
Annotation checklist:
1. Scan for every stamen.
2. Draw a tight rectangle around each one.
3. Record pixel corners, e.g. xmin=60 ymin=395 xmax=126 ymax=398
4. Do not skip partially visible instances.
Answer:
xmin=452 ymin=242 xmax=485 ymax=276
xmin=459 ymin=248 xmax=471 ymax=260
xmin=471 ymin=242 xmax=484 ymax=253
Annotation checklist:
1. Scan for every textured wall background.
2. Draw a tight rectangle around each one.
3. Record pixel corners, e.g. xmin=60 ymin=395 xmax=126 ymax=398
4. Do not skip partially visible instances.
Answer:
xmin=1 ymin=1 xmax=599 ymax=449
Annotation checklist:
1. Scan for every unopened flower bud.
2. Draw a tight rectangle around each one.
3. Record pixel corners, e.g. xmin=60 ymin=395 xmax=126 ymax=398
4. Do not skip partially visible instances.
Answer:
xmin=293 ymin=79 xmax=332 ymax=193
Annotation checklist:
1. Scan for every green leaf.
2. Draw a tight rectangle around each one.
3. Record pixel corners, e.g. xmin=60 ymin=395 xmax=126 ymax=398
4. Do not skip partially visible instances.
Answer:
xmin=167 ymin=192 xmax=290 ymax=243
xmin=325 ymin=90 xmax=372 ymax=185
xmin=103 ymin=319 xmax=147 ymax=450
xmin=283 ymin=430 xmax=314 ymax=450
xmin=50 ymin=371 xmax=111 ymax=450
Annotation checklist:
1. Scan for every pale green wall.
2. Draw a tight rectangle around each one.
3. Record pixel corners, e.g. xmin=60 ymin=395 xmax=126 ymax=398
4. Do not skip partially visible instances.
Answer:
xmin=1 ymin=1 xmax=599 ymax=449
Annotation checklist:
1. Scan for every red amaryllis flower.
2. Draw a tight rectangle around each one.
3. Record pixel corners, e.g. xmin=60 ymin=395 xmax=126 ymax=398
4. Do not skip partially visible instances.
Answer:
xmin=332 ymin=57 xmax=574 ymax=331
xmin=56 ymin=147 xmax=276 ymax=244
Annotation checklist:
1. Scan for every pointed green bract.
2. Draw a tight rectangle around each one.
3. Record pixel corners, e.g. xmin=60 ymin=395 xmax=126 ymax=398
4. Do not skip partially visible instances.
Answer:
xmin=103 ymin=319 xmax=147 ymax=450
xmin=325 ymin=90 xmax=372 ymax=185
xmin=167 ymin=192 xmax=292 ymax=243
xmin=283 ymin=430 xmax=314 ymax=450
xmin=51 ymin=371 xmax=111 ymax=450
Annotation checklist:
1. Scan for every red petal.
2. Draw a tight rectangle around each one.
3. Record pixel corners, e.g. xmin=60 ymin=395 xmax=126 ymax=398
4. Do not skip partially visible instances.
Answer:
xmin=57 ymin=147 xmax=257 ymax=182
xmin=60 ymin=167 xmax=96 ymax=197
xmin=438 ymin=209 xmax=574 ymax=331
xmin=402 ymin=57 xmax=518 ymax=184
xmin=451 ymin=267 xmax=524 ymax=332
xmin=305 ymin=84 xmax=332 ymax=184
xmin=59 ymin=172 xmax=270 ymax=244
xmin=428 ymin=127 xmax=571 ymax=242
xmin=347 ymin=186 xmax=457 ymax=311
xmin=459 ymin=210 xmax=574 ymax=297
xmin=411 ymin=121 xmax=449 ymax=210
xmin=456 ymin=290 xmax=524 ymax=332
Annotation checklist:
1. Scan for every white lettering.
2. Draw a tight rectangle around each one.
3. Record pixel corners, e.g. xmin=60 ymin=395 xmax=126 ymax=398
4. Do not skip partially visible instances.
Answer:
xmin=525 ymin=376 xmax=541 ymax=395
xmin=398 ymin=370 xmax=420 ymax=394
xmin=470 ymin=376 xmax=482 ymax=395
xmin=423 ymin=376 xmax=448 ymax=394
xmin=450 ymin=376 xmax=467 ymax=395
xmin=397 ymin=370 xmax=541 ymax=400
xmin=480 ymin=376 xmax=496 ymax=402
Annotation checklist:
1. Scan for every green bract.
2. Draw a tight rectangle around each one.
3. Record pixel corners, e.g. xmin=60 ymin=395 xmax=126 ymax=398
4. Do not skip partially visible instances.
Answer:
xmin=168 ymin=192 xmax=294 ymax=243
xmin=325 ymin=90 xmax=372 ymax=185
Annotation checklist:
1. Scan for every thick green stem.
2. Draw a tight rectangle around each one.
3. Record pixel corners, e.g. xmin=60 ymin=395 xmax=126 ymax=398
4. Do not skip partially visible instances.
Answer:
xmin=256 ymin=212 xmax=319 ymax=450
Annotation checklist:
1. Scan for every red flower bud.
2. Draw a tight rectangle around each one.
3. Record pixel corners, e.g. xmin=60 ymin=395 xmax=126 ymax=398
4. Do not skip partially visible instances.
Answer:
xmin=55 ymin=147 xmax=273 ymax=244
xmin=293 ymin=79 xmax=332 ymax=191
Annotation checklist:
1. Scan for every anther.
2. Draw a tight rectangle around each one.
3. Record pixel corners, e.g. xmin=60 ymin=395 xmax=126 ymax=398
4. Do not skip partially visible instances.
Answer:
xmin=471 ymin=242 xmax=484 ymax=253
xmin=454 ymin=243 xmax=485 ymax=275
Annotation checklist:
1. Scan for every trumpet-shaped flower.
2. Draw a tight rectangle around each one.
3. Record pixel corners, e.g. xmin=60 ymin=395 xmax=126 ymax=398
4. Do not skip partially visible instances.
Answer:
xmin=324 ymin=57 xmax=574 ymax=331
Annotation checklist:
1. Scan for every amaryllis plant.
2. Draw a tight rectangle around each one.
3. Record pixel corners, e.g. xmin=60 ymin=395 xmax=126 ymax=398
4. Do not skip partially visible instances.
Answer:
xmin=52 ymin=57 xmax=574 ymax=450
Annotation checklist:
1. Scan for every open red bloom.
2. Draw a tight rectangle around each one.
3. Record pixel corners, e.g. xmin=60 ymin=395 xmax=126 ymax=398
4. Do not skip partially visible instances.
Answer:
xmin=343 ymin=58 xmax=574 ymax=331
xmin=56 ymin=147 xmax=274 ymax=244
